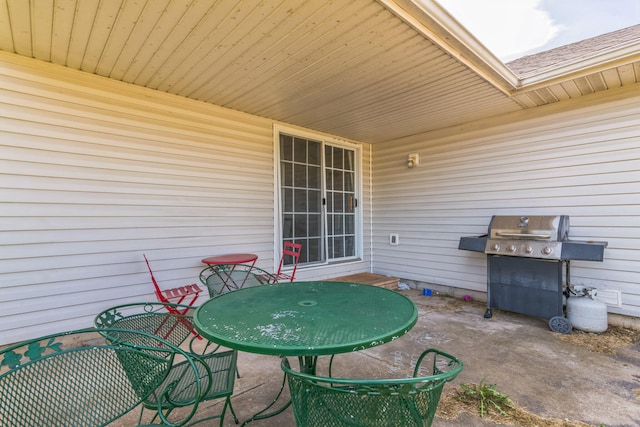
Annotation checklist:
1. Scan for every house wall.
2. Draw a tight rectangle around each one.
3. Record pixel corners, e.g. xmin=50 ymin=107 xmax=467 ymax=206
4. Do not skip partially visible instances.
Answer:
xmin=0 ymin=53 xmax=372 ymax=345
xmin=373 ymin=87 xmax=640 ymax=318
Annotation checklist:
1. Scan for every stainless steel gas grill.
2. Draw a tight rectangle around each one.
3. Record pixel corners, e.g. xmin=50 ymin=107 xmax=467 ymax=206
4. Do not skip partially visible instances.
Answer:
xmin=459 ymin=215 xmax=607 ymax=333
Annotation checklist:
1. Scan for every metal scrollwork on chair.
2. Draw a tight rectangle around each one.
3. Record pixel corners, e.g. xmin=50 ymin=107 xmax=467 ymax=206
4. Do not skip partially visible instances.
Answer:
xmin=0 ymin=327 xmax=202 ymax=426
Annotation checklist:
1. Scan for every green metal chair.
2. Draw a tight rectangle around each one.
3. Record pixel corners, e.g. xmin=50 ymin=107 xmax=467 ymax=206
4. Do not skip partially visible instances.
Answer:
xmin=199 ymin=263 xmax=278 ymax=298
xmin=94 ymin=302 xmax=238 ymax=426
xmin=199 ymin=264 xmax=278 ymax=379
xmin=0 ymin=327 xmax=202 ymax=427
xmin=282 ymin=348 xmax=463 ymax=427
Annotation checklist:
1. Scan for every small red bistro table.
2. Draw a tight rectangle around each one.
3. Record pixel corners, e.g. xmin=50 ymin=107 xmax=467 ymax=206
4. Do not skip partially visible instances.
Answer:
xmin=201 ymin=253 xmax=259 ymax=293
xmin=201 ymin=253 xmax=258 ymax=267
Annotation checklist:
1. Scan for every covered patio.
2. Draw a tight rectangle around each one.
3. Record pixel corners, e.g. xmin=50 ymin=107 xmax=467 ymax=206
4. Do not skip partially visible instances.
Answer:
xmin=2 ymin=3 xmax=640 ymax=425
xmin=96 ymin=288 xmax=638 ymax=426
xmin=2 ymin=0 xmax=639 ymax=347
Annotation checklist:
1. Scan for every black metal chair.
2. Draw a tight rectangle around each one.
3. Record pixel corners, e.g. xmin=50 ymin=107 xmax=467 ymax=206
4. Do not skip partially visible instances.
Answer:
xmin=282 ymin=348 xmax=463 ymax=427
xmin=94 ymin=302 xmax=238 ymax=426
xmin=0 ymin=327 xmax=202 ymax=426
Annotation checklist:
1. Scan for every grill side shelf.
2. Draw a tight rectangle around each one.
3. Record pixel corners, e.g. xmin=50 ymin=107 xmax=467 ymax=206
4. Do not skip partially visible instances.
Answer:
xmin=458 ymin=235 xmax=487 ymax=252
xmin=561 ymin=240 xmax=608 ymax=261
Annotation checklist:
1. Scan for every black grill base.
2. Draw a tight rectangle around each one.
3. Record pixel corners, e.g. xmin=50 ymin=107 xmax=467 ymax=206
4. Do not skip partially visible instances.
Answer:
xmin=487 ymin=256 xmax=564 ymax=320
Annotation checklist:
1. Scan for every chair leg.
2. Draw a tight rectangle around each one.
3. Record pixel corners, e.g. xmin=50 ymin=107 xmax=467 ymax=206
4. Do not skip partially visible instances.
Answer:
xmin=227 ymin=397 xmax=239 ymax=425
xmin=139 ymin=405 xmax=176 ymax=425
xmin=182 ymin=396 xmax=239 ymax=426
xmin=328 ymin=354 xmax=336 ymax=377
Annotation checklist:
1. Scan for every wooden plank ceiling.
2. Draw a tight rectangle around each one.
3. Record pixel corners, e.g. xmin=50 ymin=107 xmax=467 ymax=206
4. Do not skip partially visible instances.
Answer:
xmin=1 ymin=0 xmax=639 ymax=143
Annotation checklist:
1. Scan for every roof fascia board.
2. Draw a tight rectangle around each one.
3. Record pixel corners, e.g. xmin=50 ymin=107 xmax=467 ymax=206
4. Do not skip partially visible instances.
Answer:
xmin=379 ymin=0 xmax=519 ymax=94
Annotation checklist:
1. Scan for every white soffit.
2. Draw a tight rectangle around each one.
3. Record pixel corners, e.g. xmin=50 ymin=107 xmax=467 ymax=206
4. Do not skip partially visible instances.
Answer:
xmin=0 ymin=0 xmax=638 ymax=143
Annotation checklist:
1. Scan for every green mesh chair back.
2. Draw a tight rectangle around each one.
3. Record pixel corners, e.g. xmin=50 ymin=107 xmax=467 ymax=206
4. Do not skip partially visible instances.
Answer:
xmin=142 ymin=348 xmax=236 ymax=419
xmin=282 ymin=348 xmax=463 ymax=427
xmin=94 ymin=302 xmax=196 ymax=348
xmin=199 ymin=263 xmax=278 ymax=297
xmin=0 ymin=327 xmax=200 ymax=427
xmin=94 ymin=302 xmax=238 ymax=426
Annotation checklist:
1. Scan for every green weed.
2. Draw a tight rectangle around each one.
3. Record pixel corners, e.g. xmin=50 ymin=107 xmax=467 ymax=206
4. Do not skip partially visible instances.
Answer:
xmin=459 ymin=380 xmax=515 ymax=417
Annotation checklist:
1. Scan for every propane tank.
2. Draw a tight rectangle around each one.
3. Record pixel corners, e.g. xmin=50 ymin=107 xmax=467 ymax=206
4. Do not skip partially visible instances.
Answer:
xmin=566 ymin=287 xmax=608 ymax=333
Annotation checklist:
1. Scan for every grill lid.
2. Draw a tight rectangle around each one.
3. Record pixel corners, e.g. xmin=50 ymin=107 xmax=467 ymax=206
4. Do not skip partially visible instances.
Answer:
xmin=484 ymin=215 xmax=569 ymax=259
xmin=459 ymin=214 xmax=607 ymax=261
xmin=488 ymin=215 xmax=569 ymax=241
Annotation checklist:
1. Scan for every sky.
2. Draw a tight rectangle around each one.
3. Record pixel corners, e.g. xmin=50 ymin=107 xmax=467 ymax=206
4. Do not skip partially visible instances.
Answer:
xmin=435 ymin=0 xmax=640 ymax=62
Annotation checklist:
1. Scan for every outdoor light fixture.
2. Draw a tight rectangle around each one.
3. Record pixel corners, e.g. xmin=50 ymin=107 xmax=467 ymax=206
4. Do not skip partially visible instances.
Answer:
xmin=407 ymin=153 xmax=419 ymax=168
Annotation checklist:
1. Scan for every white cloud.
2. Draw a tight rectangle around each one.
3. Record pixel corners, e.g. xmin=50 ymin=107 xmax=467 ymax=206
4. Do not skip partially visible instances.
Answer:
xmin=434 ymin=0 xmax=640 ymax=62
xmin=436 ymin=0 xmax=561 ymax=60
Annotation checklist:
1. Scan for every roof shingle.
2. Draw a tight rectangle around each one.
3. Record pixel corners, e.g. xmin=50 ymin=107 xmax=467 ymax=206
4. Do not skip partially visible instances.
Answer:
xmin=506 ymin=24 xmax=640 ymax=77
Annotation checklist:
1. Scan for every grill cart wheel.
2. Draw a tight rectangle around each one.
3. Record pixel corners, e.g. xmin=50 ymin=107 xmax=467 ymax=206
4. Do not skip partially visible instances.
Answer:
xmin=549 ymin=316 xmax=571 ymax=334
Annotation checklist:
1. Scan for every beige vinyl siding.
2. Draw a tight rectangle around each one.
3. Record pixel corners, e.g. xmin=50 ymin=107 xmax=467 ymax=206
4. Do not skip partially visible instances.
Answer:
xmin=0 ymin=53 xmax=371 ymax=345
xmin=372 ymin=90 xmax=640 ymax=318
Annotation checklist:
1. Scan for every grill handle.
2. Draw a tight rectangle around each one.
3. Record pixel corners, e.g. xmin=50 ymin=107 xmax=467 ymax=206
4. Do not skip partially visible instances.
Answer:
xmin=495 ymin=232 xmax=551 ymax=239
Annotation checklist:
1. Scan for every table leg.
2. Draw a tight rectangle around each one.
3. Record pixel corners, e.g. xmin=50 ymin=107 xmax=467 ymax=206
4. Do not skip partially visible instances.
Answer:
xmin=239 ymin=356 xmax=317 ymax=426
xmin=298 ymin=355 xmax=318 ymax=374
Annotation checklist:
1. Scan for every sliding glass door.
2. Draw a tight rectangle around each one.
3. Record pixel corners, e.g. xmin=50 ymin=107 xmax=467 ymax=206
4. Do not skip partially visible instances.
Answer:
xmin=279 ymin=132 xmax=359 ymax=265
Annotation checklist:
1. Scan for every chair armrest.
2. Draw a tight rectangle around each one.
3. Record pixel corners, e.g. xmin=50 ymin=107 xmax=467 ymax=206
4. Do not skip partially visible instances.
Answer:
xmin=414 ymin=348 xmax=463 ymax=380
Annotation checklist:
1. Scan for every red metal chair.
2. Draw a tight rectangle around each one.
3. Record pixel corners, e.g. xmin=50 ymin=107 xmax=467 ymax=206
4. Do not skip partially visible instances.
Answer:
xmin=144 ymin=254 xmax=203 ymax=309
xmin=274 ymin=242 xmax=303 ymax=282
xmin=143 ymin=254 xmax=204 ymax=338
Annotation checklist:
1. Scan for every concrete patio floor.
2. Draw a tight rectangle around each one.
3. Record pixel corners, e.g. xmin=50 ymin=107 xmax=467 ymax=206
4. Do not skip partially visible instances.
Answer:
xmin=135 ymin=288 xmax=640 ymax=427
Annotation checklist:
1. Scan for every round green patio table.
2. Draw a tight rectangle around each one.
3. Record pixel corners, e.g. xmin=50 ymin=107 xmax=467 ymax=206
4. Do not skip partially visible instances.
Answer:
xmin=193 ymin=280 xmax=418 ymax=358
xmin=194 ymin=280 xmax=418 ymax=426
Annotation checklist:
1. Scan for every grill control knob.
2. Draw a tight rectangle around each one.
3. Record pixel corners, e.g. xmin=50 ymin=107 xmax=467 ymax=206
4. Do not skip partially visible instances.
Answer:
xmin=542 ymin=247 xmax=553 ymax=255
xmin=491 ymin=243 xmax=500 ymax=251
xmin=507 ymin=245 xmax=516 ymax=253
xmin=525 ymin=245 xmax=533 ymax=254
